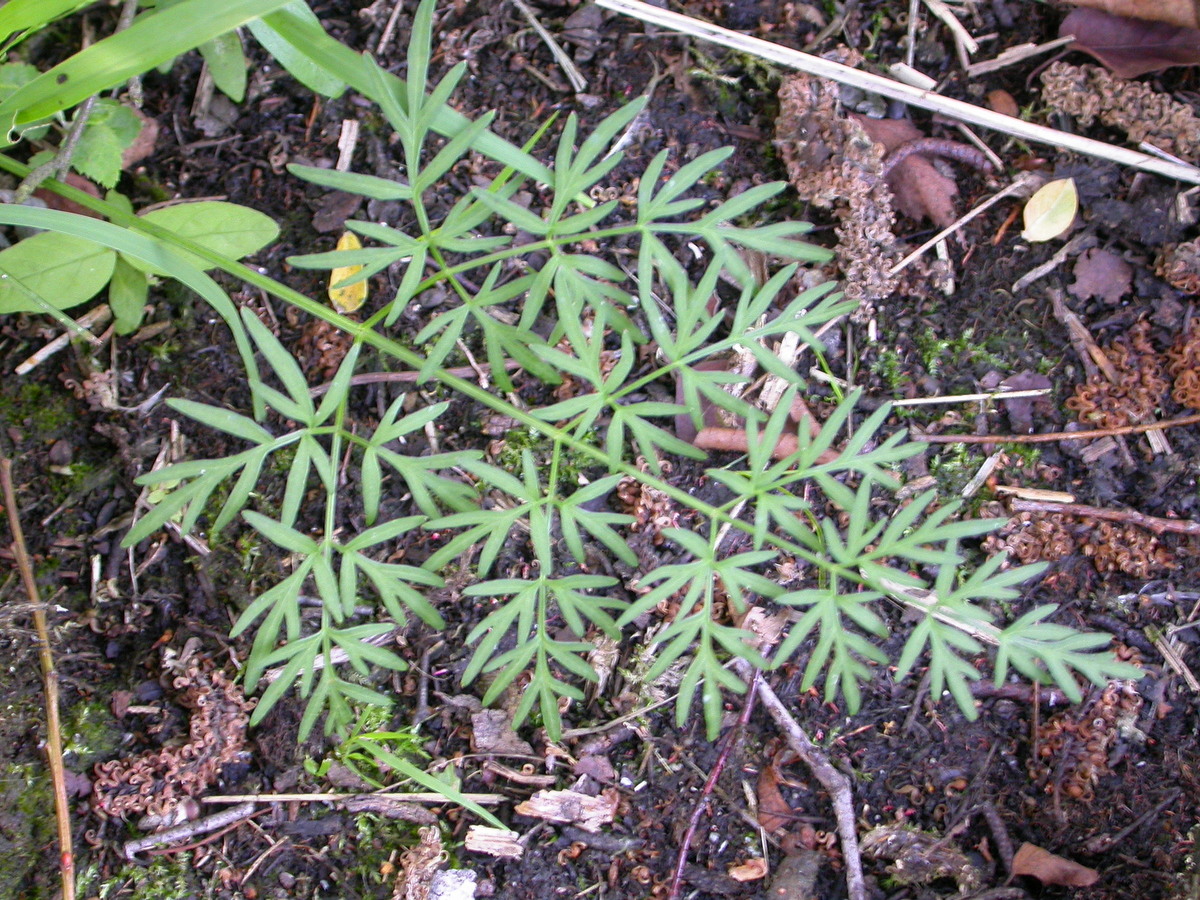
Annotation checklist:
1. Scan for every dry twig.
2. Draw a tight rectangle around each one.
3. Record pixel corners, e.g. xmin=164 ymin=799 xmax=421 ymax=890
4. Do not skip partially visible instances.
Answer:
xmin=595 ymin=0 xmax=1200 ymax=185
xmin=912 ymin=412 xmax=1200 ymax=444
xmin=1 ymin=458 xmax=74 ymax=900
xmin=732 ymin=661 xmax=866 ymax=900
xmin=1008 ymin=499 xmax=1200 ymax=536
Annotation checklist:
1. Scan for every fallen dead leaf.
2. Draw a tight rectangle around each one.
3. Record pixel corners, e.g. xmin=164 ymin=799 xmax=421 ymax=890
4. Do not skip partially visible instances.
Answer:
xmin=999 ymin=372 xmax=1053 ymax=434
xmin=1022 ymin=178 xmax=1078 ymax=242
xmin=328 ymin=231 xmax=368 ymax=314
xmin=1012 ymin=842 xmax=1100 ymax=887
xmin=121 ymin=108 xmax=159 ymax=169
xmin=1066 ymin=0 xmax=1200 ymax=30
xmin=756 ymin=757 xmax=795 ymax=834
xmin=985 ymin=89 xmax=1019 ymax=118
xmin=854 ymin=115 xmax=959 ymax=228
xmin=728 ymin=857 xmax=769 ymax=882
xmin=1070 ymin=247 xmax=1132 ymax=304
xmin=34 ymin=172 xmax=103 ymax=218
xmin=1062 ymin=9 xmax=1200 ymax=78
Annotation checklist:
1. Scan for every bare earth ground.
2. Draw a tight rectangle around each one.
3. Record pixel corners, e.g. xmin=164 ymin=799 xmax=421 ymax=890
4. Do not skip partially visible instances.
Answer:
xmin=1 ymin=1 xmax=1199 ymax=898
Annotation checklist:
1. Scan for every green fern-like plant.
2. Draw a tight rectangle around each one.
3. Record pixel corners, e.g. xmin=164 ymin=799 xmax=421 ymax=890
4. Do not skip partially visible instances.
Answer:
xmin=109 ymin=0 xmax=1143 ymax=744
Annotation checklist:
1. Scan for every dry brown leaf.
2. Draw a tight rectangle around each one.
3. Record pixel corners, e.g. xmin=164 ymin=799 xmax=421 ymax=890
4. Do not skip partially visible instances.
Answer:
xmin=1062 ymin=9 xmax=1200 ymax=77
xmin=1070 ymin=247 xmax=1132 ymax=304
xmin=756 ymin=758 xmax=795 ymax=834
xmin=121 ymin=107 xmax=159 ymax=169
xmin=999 ymin=371 xmax=1053 ymax=434
xmin=853 ymin=116 xmax=959 ymax=228
xmin=1012 ymin=842 xmax=1100 ymax=887
xmin=1066 ymin=0 xmax=1200 ymax=30
xmin=728 ymin=858 xmax=769 ymax=882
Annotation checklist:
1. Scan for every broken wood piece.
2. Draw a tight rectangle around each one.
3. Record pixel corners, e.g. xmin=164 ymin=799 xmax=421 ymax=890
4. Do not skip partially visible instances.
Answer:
xmin=122 ymin=802 xmax=257 ymax=861
xmin=694 ymin=426 xmax=840 ymax=462
xmin=732 ymin=660 xmax=866 ymax=900
xmin=993 ymin=485 xmax=1076 ymax=503
xmin=465 ymin=825 xmax=525 ymax=859
xmin=15 ymin=304 xmax=111 ymax=374
xmin=336 ymin=119 xmax=359 ymax=172
xmin=965 ymin=36 xmax=1075 ymax=77
xmin=514 ymin=788 xmax=618 ymax=832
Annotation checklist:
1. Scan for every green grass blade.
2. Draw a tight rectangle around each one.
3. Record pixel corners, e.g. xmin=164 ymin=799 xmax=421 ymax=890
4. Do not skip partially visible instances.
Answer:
xmin=0 ymin=0 xmax=294 ymax=135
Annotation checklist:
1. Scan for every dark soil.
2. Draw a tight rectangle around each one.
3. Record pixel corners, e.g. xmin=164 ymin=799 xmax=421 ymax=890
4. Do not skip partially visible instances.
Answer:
xmin=1 ymin=1 xmax=1199 ymax=899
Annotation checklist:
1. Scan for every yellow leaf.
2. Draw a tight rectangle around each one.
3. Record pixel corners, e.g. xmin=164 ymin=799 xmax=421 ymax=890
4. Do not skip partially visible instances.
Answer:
xmin=1022 ymin=178 xmax=1078 ymax=243
xmin=328 ymin=231 xmax=367 ymax=313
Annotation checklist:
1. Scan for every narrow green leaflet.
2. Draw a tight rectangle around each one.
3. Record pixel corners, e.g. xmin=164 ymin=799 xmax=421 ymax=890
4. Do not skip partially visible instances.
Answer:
xmin=0 ymin=0 xmax=294 ymax=136
xmin=245 ymin=0 xmax=346 ymax=98
xmin=108 ymin=255 xmax=151 ymax=334
xmin=199 ymin=30 xmax=248 ymax=102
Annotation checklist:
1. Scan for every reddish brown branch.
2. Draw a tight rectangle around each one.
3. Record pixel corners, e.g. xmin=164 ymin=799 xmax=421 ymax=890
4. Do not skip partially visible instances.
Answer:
xmin=694 ymin=427 xmax=840 ymax=463
xmin=1 ymin=458 xmax=74 ymax=900
xmin=667 ymin=671 xmax=760 ymax=900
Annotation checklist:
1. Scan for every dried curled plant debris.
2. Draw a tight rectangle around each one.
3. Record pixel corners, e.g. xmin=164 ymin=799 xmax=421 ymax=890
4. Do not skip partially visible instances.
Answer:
xmin=1157 ymin=238 xmax=1200 ymax=296
xmin=1039 ymin=62 xmax=1200 ymax=162
xmin=92 ymin=658 xmax=254 ymax=822
xmin=616 ymin=460 xmax=676 ymax=543
xmin=1167 ymin=318 xmax=1200 ymax=409
xmin=775 ymin=62 xmax=900 ymax=311
xmin=1083 ymin=521 xmax=1175 ymax=579
xmin=298 ymin=316 xmax=355 ymax=382
xmin=982 ymin=511 xmax=1078 ymax=566
xmin=984 ymin=511 xmax=1175 ymax=579
xmin=860 ymin=823 xmax=984 ymax=893
xmin=1031 ymin=680 xmax=1143 ymax=801
xmin=1065 ymin=320 xmax=1168 ymax=429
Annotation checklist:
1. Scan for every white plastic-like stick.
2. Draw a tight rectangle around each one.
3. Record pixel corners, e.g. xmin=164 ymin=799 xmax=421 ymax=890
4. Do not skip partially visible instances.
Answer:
xmin=595 ymin=0 xmax=1200 ymax=186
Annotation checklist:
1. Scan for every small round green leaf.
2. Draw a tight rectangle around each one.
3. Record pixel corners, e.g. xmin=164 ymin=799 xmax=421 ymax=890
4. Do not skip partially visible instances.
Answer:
xmin=1021 ymin=177 xmax=1078 ymax=243
xmin=132 ymin=200 xmax=279 ymax=274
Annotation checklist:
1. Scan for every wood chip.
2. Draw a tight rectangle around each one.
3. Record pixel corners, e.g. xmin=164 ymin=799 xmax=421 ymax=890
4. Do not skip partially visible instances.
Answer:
xmin=514 ymin=789 xmax=618 ymax=832
xmin=465 ymin=825 xmax=524 ymax=859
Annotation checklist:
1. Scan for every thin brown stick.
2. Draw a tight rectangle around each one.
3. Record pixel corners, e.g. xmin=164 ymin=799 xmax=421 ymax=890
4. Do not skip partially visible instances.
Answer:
xmin=732 ymin=661 xmax=865 ymax=900
xmin=1 ymin=458 xmax=74 ymax=900
xmin=667 ymin=670 xmax=760 ymax=900
xmin=912 ymin=412 xmax=1200 ymax=445
xmin=1008 ymin=499 xmax=1200 ymax=536
xmin=123 ymin=802 xmax=259 ymax=860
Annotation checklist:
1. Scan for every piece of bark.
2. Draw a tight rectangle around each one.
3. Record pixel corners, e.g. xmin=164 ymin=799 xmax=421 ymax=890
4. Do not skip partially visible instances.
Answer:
xmin=464 ymin=825 xmax=524 ymax=859
xmin=514 ymin=788 xmax=618 ymax=832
